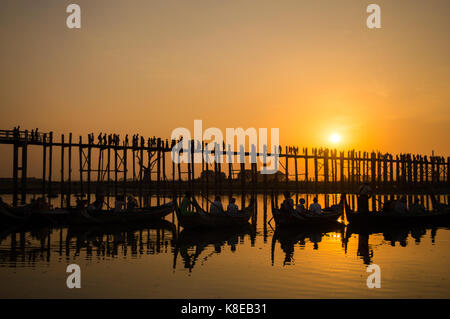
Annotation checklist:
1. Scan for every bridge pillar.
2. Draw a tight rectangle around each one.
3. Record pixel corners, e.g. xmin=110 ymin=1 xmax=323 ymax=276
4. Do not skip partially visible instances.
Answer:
xmin=12 ymin=129 xmax=28 ymax=206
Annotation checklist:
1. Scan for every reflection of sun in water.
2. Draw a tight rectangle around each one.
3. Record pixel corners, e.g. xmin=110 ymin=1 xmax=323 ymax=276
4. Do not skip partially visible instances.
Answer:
xmin=329 ymin=133 xmax=341 ymax=144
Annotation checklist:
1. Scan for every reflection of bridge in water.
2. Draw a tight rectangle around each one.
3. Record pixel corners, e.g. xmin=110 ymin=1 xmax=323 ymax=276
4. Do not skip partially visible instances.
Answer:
xmin=344 ymin=223 xmax=441 ymax=265
xmin=1 ymin=216 xmax=447 ymax=271
xmin=1 ymin=128 xmax=449 ymax=208
xmin=270 ymin=223 xmax=444 ymax=267
xmin=0 ymin=221 xmax=259 ymax=271
xmin=173 ymin=225 xmax=256 ymax=272
xmin=0 ymin=221 xmax=177 ymax=266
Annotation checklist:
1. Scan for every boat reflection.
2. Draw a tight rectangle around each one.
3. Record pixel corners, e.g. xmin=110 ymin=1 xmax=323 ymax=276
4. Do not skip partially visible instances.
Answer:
xmin=0 ymin=220 xmax=177 ymax=266
xmin=271 ymin=223 xmax=345 ymax=265
xmin=344 ymin=223 xmax=446 ymax=265
xmin=173 ymin=225 xmax=256 ymax=273
xmin=66 ymin=220 xmax=177 ymax=257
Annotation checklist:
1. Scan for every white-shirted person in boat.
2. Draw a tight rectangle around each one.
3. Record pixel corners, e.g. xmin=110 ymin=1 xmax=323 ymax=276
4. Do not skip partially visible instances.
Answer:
xmin=296 ymin=198 xmax=307 ymax=213
xmin=309 ymin=197 xmax=322 ymax=214
xmin=227 ymin=197 xmax=239 ymax=215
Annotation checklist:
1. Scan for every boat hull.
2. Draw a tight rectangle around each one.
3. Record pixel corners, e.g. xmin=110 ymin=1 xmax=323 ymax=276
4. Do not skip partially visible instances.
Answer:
xmin=1 ymin=202 xmax=175 ymax=226
xmin=67 ymin=201 xmax=175 ymax=225
xmin=272 ymin=207 xmax=343 ymax=227
xmin=176 ymin=205 xmax=254 ymax=230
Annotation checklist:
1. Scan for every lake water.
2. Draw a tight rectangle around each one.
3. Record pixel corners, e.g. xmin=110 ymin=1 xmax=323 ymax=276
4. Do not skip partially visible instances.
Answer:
xmin=1 ymin=193 xmax=450 ymax=298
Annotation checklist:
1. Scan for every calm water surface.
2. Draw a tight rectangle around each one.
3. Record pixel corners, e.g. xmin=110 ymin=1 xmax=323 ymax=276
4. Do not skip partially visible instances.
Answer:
xmin=1 ymin=194 xmax=450 ymax=298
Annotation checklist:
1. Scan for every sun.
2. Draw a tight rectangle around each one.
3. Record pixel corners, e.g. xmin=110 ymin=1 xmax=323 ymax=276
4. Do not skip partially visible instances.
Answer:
xmin=329 ymin=133 xmax=341 ymax=144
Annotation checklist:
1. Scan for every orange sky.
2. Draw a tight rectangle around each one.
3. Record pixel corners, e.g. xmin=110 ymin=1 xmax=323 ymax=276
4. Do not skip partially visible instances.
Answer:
xmin=0 ymin=1 xmax=449 ymax=177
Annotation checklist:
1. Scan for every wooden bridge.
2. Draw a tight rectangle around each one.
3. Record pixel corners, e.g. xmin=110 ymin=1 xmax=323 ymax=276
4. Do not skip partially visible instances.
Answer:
xmin=1 ymin=128 xmax=449 ymax=207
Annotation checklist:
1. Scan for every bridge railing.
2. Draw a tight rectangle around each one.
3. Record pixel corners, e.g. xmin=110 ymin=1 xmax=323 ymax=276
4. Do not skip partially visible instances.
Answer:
xmin=0 ymin=129 xmax=50 ymax=143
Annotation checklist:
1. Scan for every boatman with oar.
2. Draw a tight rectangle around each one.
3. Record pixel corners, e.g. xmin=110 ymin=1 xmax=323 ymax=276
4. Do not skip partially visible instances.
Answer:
xmin=180 ymin=191 xmax=194 ymax=215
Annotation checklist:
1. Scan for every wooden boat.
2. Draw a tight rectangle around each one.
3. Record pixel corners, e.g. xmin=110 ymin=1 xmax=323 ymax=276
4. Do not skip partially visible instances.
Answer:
xmin=1 ymin=199 xmax=175 ymax=226
xmin=175 ymin=199 xmax=254 ymax=229
xmin=0 ymin=198 xmax=70 ymax=225
xmin=0 ymin=203 xmax=65 ymax=225
xmin=0 ymin=204 xmax=26 ymax=224
xmin=25 ymin=209 xmax=70 ymax=225
xmin=271 ymin=195 xmax=345 ymax=227
xmin=343 ymin=195 xmax=450 ymax=226
xmin=67 ymin=201 xmax=175 ymax=225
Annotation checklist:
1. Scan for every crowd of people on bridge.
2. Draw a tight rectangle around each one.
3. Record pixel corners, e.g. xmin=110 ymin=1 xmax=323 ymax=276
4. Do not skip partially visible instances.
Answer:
xmin=85 ymin=132 xmax=173 ymax=149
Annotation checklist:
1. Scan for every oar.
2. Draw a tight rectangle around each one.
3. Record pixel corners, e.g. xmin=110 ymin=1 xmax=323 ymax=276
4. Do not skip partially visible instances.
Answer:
xmin=268 ymin=219 xmax=275 ymax=231
xmin=368 ymin=186 xmax=386 ymax=206
xmin=267 ymin=195 xmax=277 ymax=225
xmin=352 ymin=192 xmax=385 ymax=208
xmin=371 ymin=195 xmax=385 ymax=207
xmin=197 ymin=192 xmax=215 ymax=206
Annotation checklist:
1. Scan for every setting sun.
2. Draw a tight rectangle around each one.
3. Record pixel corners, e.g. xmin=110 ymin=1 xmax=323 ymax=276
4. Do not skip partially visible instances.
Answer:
xmin=329 ymin=133 xmax=342 ymax=144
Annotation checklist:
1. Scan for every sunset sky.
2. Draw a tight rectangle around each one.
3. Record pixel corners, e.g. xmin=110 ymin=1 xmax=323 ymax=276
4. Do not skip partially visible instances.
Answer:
xmin=1 ymin=0 xmax=449 ymax=177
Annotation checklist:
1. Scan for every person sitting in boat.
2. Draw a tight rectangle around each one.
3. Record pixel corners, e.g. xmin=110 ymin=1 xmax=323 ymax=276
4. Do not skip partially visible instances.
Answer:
xmin=392 ymin=196 xmax=408 ymax=214
xmin=210 ymin=196 xmax=224 ymax=215
xmin=31 ymin=197 xmax=49 ymax=211
xmin=357 ymin=183 xmax=372 ymax=214
xmin=227 ymin=197 xmax=239 ymax=215
xmin=280 ymin=192 xmax=294 ymax=212
xmin=292 ymin=198 xmax=307 ymax=218
xmin=382 ymin=200 xmax=393 ymax=213
xmin=75 ymin=197 xmax=87 ymax=209
xmin=114 ymin=195 xmax=126 ymax=212
xmin=88 ymin=194 xmax=105 ymax=211
xmin=308 ymin=197 xmax=322 ymax=214
xmin=127 ymin=196 xmax=138 ymax=211
xmin=410 ymin=197 xmax=425 ymax=214
xmin=86 ymin=202 xmax=96 ymax=212
xmin=180 ymin=191 xmax=196 ymax=215
xmin=295 ymin=198 xmax=306 ymax=213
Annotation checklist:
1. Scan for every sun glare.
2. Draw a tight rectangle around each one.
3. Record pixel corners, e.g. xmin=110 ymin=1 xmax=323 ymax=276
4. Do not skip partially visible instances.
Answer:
xmin=329 ymin=133 xmax=341 ymax=144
